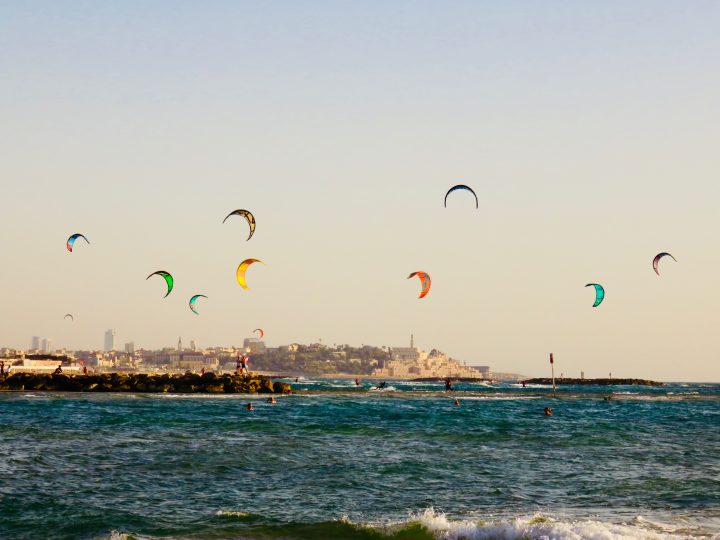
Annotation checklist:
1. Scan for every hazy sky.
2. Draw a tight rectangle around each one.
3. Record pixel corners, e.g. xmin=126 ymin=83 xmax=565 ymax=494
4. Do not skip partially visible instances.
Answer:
xmin=1 ymin=1 xmax=719 ymax=381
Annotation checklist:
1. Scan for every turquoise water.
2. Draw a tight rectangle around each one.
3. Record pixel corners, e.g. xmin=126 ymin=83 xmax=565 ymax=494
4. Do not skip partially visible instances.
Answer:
xmin=0 ymin=381 xmax=718 ymax=539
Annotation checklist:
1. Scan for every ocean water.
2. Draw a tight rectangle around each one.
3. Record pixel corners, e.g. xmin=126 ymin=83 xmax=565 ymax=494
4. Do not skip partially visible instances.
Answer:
xmin=0 ymin=382 xmax=718 ymax=539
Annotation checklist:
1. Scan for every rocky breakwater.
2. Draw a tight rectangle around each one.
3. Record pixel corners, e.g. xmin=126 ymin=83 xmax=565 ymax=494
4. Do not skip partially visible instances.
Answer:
xmin=525 ymin=377 xmax=663 ymax=386
xmin=0 ymin=372 xmax=292 ymax=394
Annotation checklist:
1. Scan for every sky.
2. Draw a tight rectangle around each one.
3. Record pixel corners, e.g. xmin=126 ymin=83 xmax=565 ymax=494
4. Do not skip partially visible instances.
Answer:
xmin=1 ymin=1 xmax=719 ymax=381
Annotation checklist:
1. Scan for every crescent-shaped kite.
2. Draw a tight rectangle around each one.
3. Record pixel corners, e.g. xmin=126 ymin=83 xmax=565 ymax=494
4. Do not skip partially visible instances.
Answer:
xmin=66 ymin=233 xmax=90 ymax=252
xmin=407 ymin=271 xmax=431 ymax=299
xmin=236 ymin=259 xmax=263 ymax=289
xmin=64 ymin=314 xmax=74 ymax=321
xmin=254 ymin=328 xmax=264 ymax=339
xmin=444 ymin=185 xmax=478 ymax=209
xmin=146 ymin=270 xmax=174 ymax=298
xmin=189 ymin=294 xmax=208 ymax=315
xmin=653 ymin=252 xmax=677 ymax=276
xmin=223 ymin=209 xmax=256 ymax=241
xmin=585 ymin=283 xmax=605 ymax=307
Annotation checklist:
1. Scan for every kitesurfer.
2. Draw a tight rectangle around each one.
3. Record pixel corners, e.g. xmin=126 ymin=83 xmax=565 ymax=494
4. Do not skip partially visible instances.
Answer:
xmin=544 ymin=407 xmax=553 ymax=416
xmin=241 ymin=354 xmax=250 ymax=374
xmin=521 ymin=381 xmax=526 ymax=388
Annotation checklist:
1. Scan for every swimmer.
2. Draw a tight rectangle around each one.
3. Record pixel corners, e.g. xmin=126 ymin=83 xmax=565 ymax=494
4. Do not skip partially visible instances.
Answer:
xmin=246 ymin=403 xmax=254 ymax=411
xmin=603 ymin=394 xmax=613 ymax=401
xmin=266 ymin=397 xmax=277 ymax=404
xmin=377 ymin=381 xmax=387 ymax=389
xmin=454 ymin=399 xmax=460 ymax=406
xmin=445 ymin=378 xmax=453 ymax=391
xmin=355 ymin=378 xmax=360 ymax=386
xmin=544 ymin=407 xmax=553 ymax=416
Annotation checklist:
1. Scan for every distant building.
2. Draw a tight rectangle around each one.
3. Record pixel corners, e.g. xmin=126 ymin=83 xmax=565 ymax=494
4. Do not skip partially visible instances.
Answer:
xmin=40 ymin=338 xmax=53 ymax=353
xmin=374 ymin=336 xmax=482 ymax=379
xmin=177 ymin=337 xmax=182 ymax=351
xmin=124 ymin=342 xmax=135 ymax=354
xmin=471 ymin=365 xmax=491 ymax=378
xmin=190 ymin=340 xmax=198 ymax=351
xmin=31 ymin=336 xmax=41 ymax=351
xmin=243 ymin=338 xmax=266 ymax=354
xmin=104 ymin=330 xmax=115 ymax=352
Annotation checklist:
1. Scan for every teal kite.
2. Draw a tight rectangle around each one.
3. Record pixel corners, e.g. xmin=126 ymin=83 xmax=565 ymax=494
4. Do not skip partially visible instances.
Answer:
xmin=189 ymin=294 xmax=208 ymax=315
xmin=585 ymin=283 xmax=605 ymax=307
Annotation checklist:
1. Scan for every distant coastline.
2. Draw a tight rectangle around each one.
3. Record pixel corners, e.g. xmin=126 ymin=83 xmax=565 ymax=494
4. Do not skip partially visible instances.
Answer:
xmin=525 ymin=377 xmax=664 ymax=387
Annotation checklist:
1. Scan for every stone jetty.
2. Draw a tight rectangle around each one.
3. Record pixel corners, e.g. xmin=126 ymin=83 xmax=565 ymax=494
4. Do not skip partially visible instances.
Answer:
xmin=0 ymin=372 xmax=292 ymax=394
xmin=524 ymin=377 xmax=663 ymax=387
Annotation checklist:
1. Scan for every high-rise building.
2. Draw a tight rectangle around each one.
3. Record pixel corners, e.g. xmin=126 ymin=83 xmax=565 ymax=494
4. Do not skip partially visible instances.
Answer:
xmin=31 ymin=336 xmax=40 ymax=350
xmin=40 ymin=338 xmax=53 ymax=353
xmin=177 ymin=337 xmax=182 ymax=351
xmin=190 ymin=340 xmax=198 ymax=351
xmin=104 ymin=329 xmax=115 ymax=352
xmin=124 ymin=342 xmax=135 ymax=354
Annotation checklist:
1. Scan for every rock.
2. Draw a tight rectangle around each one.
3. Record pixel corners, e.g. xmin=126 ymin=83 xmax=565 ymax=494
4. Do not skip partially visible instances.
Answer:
xmin=0 ymin=372 xmax=290 ymax=394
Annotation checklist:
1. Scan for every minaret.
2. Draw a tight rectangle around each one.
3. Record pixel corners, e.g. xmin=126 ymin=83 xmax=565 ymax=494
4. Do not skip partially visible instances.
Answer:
xmin=177 ymin=337 xmax=182 ymax=351
xmin=410 ymin=334 xmax=414 ymax=349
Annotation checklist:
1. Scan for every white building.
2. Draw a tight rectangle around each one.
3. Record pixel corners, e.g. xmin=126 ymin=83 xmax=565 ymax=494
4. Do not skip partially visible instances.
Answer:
xmin=40 ymin=338 xmax=53 ymax=353
xmin=31 ymin=336 xmax=41 ymax=350
xmin=104 ymin=330 xmax=115 ymax=352
xmin=124 ymin=342 xmax=135 ymax=354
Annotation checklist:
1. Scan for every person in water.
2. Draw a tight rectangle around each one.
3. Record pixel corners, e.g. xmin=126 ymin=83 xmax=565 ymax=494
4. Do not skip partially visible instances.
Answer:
xmin=453 ymin=399 xmax=460 ymax=406
xmin=246 ymin=403 xmax=254 ymax=411
xmin=355 ymin=378 xmax=360 ymax=386
xmin=266 ymin=397 xmax=277 ymax=404
xmin=445 ymin=378 xmax=453 ymax=391
xmin=544 ymin=407 xmax=553 ymax=416
xmin=377 ymin=381 xmax=387 ymax=389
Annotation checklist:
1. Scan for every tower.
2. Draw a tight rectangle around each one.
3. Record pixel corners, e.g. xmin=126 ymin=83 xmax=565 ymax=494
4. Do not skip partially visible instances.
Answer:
xmin=104 ymin=330 xmax=115 ymax=352
xmin=410 ymin=334 xmax=414 ymax=349
xmin=177 ymin=337 xmax=182 ymax=351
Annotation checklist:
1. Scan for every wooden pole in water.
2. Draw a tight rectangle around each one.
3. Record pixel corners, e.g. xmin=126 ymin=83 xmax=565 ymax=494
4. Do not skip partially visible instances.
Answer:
xmin=550 ymin=353 xmax=556 ymax=395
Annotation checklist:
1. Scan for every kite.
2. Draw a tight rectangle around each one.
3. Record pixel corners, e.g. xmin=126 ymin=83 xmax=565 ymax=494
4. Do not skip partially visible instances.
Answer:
xmin=444 ymin=185 xmax=478 ymax=209
xmin=64 ymin=314 xmax=74 ymax=321
xmin=223 ymin=209 xmax=256 ymax=241
xmin=407 ymin=271 xmax=431 ymax=299
xmin=146 ymin=270 xmax=174 ymax=298
xmin=66 ymin=233 xmax=90 ymax=252
xmin=585 ymin=283 xmax=605 ymax=307
xmin=254 ymin=328 xmax=264 ymax=339
xmin=236 ymin=259 xmax=263 ymax=289
xmin=653 ymin=252 xmax=677 ymax=276
xmin=189 ymin=294 xmax=208 ymax=315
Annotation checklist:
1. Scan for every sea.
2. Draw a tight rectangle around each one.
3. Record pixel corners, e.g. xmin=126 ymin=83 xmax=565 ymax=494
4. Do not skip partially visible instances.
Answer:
xmin=0 ymin=380 xmax=718 ymax=539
